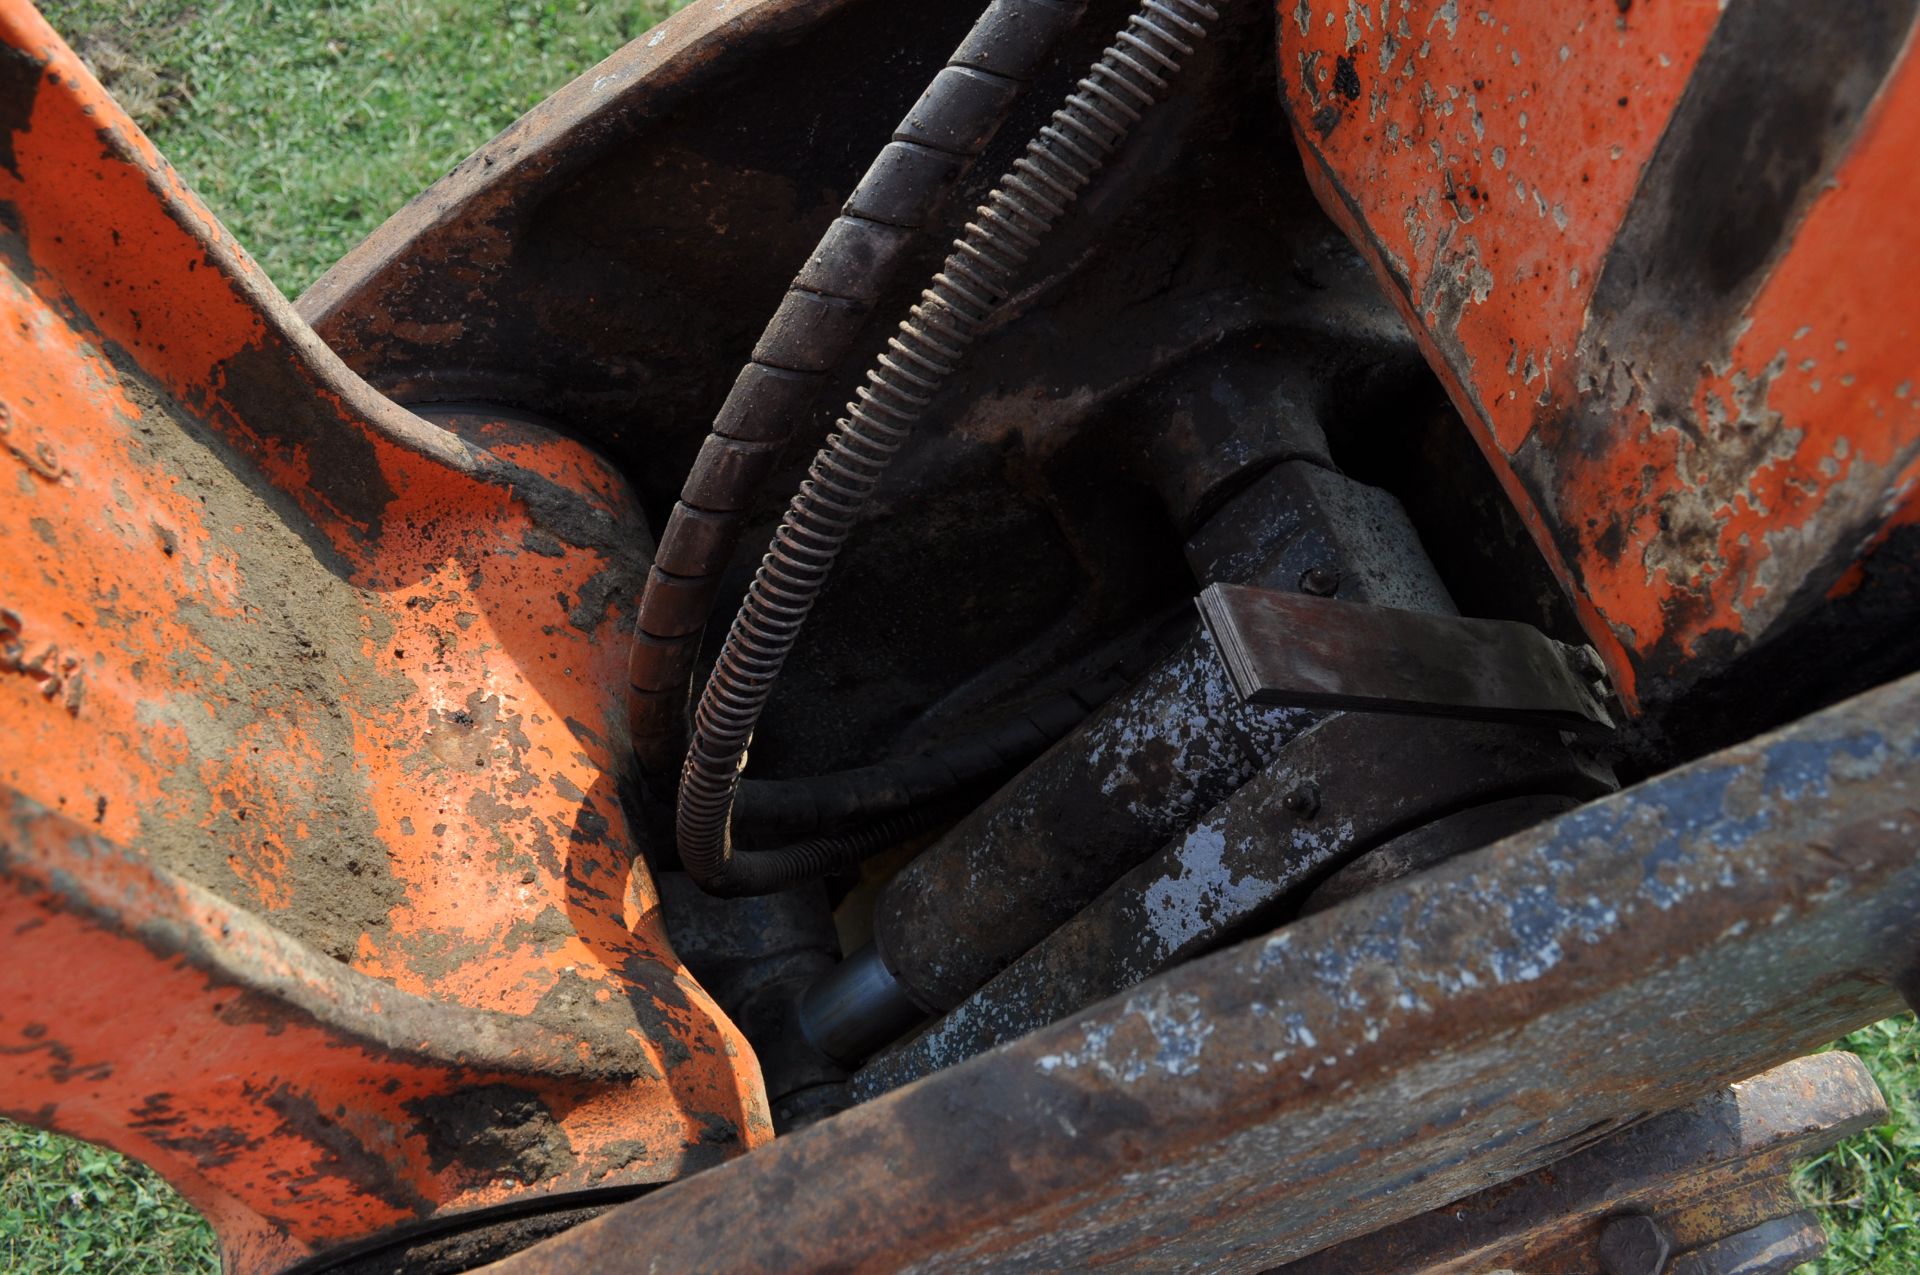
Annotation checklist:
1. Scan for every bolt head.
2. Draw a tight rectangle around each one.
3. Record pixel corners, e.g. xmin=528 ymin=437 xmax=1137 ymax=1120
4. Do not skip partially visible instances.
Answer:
xmin=1283 ymin=781 xmax=1321 ymax=818
xmin=1599 ymin=1213 xmax=1673 ymax=1275
xmin=1299 ymin=565 xmax=1341 ymax=597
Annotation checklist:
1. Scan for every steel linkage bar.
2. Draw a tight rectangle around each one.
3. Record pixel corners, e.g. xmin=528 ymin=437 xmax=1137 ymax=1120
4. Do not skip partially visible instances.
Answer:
xmin=485 ymin=668 xmax=1920 ymax=1273
xmin=1197 ymin=581 xmax=1615 ymax=732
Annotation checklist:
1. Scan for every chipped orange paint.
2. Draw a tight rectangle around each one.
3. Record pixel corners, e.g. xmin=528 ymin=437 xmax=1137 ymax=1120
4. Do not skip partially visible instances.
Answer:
xmin=0 ymin=4 xmax=767 ymax=1270
xmin=1547 ymin=25 xmax=1920 ymax=671
xmin=2 ymin=790 xmax=725 ymax=1273
xmin=1709 ymin=49 xmax=1920 ymax=603
xmin=1282 ymin=0 xmax=1719 ymax=449
xmin=1280 ymin=1 xmax=1920 ymax=706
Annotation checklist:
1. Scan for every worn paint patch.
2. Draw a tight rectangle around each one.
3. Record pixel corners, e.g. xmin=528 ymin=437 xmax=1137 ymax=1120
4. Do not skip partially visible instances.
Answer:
xmin=0 ymin=9 xmax=767 ymax=1266
xmin=1280 ymin=0 xmax=1920 ymax=711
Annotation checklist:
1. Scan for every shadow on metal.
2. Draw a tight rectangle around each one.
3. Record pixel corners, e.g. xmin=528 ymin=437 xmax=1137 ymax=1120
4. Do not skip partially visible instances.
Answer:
xmin=484 ymin=669 xmax=1920 ymax=1273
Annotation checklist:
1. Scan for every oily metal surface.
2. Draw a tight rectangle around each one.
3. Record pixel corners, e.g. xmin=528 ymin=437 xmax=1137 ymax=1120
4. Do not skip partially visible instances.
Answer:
xmin=1198 ymin=582 xmax=1613 ymax=731
xmin=1270 ymin=1051 xmax=1884 ymax=1274
xmin=868 ymin=461 xmax=1454 ymax=1018
xmin=484 ymin=670 xmax=1920 ymax=1274
xmin=857 ymin=711 xmax=1609 ymax=1096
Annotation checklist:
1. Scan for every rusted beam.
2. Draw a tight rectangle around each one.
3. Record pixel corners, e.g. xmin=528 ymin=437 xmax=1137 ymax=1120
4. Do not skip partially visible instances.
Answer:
xmin=1271 ymin=1052 xmax=1885 ymax=1274
xmin=484 ymin=668 xmax=1920 ymax=1273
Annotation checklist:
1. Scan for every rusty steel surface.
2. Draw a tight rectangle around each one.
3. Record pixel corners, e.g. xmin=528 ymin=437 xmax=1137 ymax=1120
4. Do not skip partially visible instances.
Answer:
xmin=0 ymin=5 xmax=767 ymax=1270
xmin=1271 ymin=1051 xmax=1885 ymax=1274
xmin=865 ymin=460 xmax=1455 ymax=1022
xmin=1277 ymin=0 xmax=1920 ymax=736
xmin=1198 ymin=581 xmax=1614 ymax=730
xmin=483 ymin=669 xmax=1920 ymax=1274
xmin=856 ymin=710 xmax=1609 ymax=1097
xmin=1668 ymin=1214 xmax=1829 ymax=1275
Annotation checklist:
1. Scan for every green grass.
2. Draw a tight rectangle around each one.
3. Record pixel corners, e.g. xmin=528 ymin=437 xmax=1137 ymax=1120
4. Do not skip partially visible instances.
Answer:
xmin=1799 ymin=1016 xmax=1920 ymax=1272
xmin=6 ymin=2 xmax=1919 ymax=1271
xmin=0 ymin=1124 xmax=217 ymax=1273
xmin=41 ymin=0 xmax=694 ymax=295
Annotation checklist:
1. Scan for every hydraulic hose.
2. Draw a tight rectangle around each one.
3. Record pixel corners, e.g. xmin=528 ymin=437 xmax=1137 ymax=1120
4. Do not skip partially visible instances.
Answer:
xmin=679 ymin=0 xmax=1228 ymax=897
xmin=628 ymin=0 xmax=1090 ymax=782
xmin=706 ymin=804 xmax=964 ymax=899
xmin=735 ymin=688 xmax=1097 ymax=840
xmin=732 ymin=645 xmax=1170 ymax=840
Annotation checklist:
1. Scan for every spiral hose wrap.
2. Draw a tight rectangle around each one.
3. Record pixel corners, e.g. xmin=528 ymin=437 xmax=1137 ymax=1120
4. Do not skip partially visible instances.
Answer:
xmin=679 ymin=0 xmax=1227 ymax=895
xmin=628 ymin=0 xmax=1089 ymax=781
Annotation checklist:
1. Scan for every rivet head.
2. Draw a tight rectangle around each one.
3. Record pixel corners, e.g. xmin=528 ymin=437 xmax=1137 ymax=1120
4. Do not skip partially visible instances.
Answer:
xmin=1283 ymin=781 xmax=1321 ymax=818
xmin=1299 ymin=566 xmax=1341 ymax=597
xmin=1599 ymin=1214 xmax=1673 ymax=1275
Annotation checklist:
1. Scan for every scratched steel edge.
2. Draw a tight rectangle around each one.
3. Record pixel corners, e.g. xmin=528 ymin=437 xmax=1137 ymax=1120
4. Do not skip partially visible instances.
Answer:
xmin=1274 ymin=1051 xmax=1886 ymax=1274
xmin=0 ymin=3 xmax=770 ymax=1270
xmin=483 ymin=668 xmax=1920 ymax=1274
xmin=1273 ymin=1 xmax=1920 ymax=718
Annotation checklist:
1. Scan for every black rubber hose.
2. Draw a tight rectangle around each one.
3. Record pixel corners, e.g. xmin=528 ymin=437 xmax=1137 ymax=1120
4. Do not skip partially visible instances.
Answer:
xmin=679 ymin=0 xmax=1227 ymax=897
xmin=733 ymin=686 xmax=1102 ymax=840
xmin=702 ymin=804 xmax=965 ymax=899
xmin=731 ymin=628 xmax=1180 ymax=839
xmin=628 ymin=0 xmax=1090 ymax=781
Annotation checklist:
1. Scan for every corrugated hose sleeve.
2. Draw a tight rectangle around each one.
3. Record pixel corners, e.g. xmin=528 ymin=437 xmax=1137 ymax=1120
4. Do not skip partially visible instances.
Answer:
xmin=679 ymin=0 xmax=1229 ymax=896
xmin=628 ymin=0 xmax=1091 ymax=783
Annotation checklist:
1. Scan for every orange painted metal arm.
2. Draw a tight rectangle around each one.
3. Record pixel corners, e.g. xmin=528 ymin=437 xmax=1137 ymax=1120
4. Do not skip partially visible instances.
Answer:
xmin=0 ymin=5 xmax=769 ymax=1268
